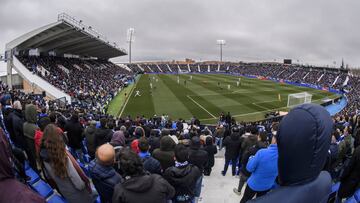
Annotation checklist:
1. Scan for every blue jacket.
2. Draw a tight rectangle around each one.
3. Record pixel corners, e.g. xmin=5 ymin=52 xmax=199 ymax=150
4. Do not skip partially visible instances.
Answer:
xmin=89 ymin=160 xmax=123 ymax=203
xmin=249 ymin=104 xmax=333 ymax=203
xmin=246 ymin=144 xmax=278 ymax=191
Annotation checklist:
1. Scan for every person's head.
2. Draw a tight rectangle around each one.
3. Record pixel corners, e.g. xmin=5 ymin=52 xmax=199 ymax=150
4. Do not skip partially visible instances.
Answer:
xmin=138 ymin=137 xmax=150 ymax=153
xmin=0 ymin=94 xmax=11 ymax=106
xmin=100 ymin=117 xmax=108 ymax=128
xmin=134 ymin=126 xmax=145 ymax=138
xmin=13 ymin=100 xmax=22 ymax=111
xmin=258 ymin=131 xmax=267 ymax=142
xmin=38 ymin=116 xmax=51 ymax=132
xmin=96 ymin=144 xmax=115 ymax=166
xmin=190 ymin=136 xmax=201 ymax=150
xmin=42 ymin=124 xmax=67 ymax=178
xmin=174 ymin=144 xmax=188 ymax=163
xmin=119 ymin=149 xmax=144 ymax=177
xmin=49 ymin=112 xmax=57 ymax=123
xmin=277 ymin=104 xmax=333 ymax=186
xmin=70 ymin=113 xmax=79 ymax=122
xmin=205 ymin=136 xmax=213 ymax=146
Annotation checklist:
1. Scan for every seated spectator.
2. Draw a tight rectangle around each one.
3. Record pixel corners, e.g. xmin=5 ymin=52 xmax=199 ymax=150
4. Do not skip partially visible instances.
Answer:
xmin=40 ymin=124 xmax=93 ymax=203
xmin=138 ymin=137 xmax=162 ymax=175
xmin=89 ymin=143 xmax=122 ymax=203
xmin=34 ymin=116 xmax=51 ymax=153
xmin=240 ymin=132 xmax=278 ymax=203
xmin=84 ymin=120 xmax=97 ymax=159
xmin=0 ymin=128 xmax=45 ymax=203
xmin=336 ymin=145 xmax=360 ymax=202
xmin=248 ymin=104 xmax=333 ymax=203
xmin=153 ymin=136 xmax=176 ymax=171
xmin=163 ymin=144 xmax=201 ymax=203
xmin=112 ymin=149 xmax=175 ymax=203
xmin=203 ymin=136 xmax=217 ymax=176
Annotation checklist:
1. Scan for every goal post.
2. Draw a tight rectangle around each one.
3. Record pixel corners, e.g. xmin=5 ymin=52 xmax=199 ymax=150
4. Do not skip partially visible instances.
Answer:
xmin=287 ymin=92 xmax=312 ymax=108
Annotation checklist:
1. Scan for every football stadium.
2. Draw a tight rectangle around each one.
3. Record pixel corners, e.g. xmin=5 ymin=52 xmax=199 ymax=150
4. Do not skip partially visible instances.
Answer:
xmin=0 ymin=1 xmax=360 ymax=203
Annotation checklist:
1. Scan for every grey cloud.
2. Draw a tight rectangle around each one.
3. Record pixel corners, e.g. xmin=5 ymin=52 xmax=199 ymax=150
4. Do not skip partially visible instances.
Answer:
xmin=0 ymin=0 xmax=359 ymax=67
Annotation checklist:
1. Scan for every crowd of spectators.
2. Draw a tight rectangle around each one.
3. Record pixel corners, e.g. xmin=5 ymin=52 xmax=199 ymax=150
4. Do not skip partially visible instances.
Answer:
xmin=0 ymin=58 xmax=359 ymax=202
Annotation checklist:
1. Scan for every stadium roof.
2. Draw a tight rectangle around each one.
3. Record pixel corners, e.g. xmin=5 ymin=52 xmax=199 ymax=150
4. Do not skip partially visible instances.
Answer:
xmin=5 ymin=13 xmax=127 ymax=59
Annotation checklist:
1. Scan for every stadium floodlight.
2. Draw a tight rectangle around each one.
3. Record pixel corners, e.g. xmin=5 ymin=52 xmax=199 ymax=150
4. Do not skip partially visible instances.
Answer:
xmin=127 ymin=28 xmax=135 ymax=64
xmin=216 ymin=40 xmax=226 ymax=62
xmin=287 ymin=92 xmax=312 ymax=108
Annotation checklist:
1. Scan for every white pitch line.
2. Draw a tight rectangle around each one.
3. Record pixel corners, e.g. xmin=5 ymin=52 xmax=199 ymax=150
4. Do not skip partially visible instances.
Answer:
xmin=119 ymin=78 xmax=138 ymax=117
xmin=186 ymin=95 xmax=217 ymax=118
xmin=252 ymin=102 xmax=270 ymax=111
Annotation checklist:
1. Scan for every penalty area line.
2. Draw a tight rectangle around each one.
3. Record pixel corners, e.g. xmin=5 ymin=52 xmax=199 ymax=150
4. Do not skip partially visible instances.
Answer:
xmin=186 ymin=95 xmax=217 ymax=119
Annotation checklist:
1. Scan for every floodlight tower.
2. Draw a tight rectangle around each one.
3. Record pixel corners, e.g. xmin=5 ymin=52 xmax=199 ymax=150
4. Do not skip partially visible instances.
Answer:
xmin=217 ymin=40 xmax=226 ymax=62
xmin=127 ymin=28 xmax=135 ymax=64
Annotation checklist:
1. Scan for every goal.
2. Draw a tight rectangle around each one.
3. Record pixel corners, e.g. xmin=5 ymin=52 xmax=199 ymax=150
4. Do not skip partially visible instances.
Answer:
xmin=287 ymin=92 xmax=312 ymax=108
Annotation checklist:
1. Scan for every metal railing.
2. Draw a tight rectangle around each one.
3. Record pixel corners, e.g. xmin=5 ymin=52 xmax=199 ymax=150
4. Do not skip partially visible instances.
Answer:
xmin=57 ymin=13 xmax=127 ymax=54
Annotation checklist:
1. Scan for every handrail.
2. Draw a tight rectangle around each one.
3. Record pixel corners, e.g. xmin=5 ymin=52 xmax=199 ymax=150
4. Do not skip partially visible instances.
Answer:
xmin=57 ymin=13 xmax=127 ymax=54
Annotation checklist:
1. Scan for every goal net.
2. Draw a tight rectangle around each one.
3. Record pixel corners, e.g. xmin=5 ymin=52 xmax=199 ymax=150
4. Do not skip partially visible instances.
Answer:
xmin=287 ymin=92 xmax=312 ymax=108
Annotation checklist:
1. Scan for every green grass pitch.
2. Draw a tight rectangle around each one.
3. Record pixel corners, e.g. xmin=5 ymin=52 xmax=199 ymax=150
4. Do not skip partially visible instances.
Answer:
xmin=107 ymin=74 xmax=338 ymax=124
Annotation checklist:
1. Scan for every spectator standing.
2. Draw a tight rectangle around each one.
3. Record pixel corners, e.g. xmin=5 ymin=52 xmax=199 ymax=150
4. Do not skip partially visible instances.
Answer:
xmin=138 ymin=137 xmax=162 ymax=175
xmin=188 ymin=136 xmax=208 ymax=203
xmin=240 ymin=134 xmax=278 ymax=203
xmin=23 ymin=104 xmax=39 ymax=171
xmin=64 ymin=114 xmax=84 ymax=160
xmin=153 ymin=136 xmax=176 ymax=171
xmin=84 ymin=121 xmax=97 ymax=159
xmin=112 ymin=149 xmax=175 ymax=203
xmin=203 ymin=136 xmax=217 ymax=176
xmin=40 ymin=124 xmax=93 ymax=203
xmin=89 ymin=144 xmax=122 ymax=203
xmin=222 ymin=127 xmax=241 ymax=176
xmin=163 ymin=144 xmax=201 ymax=203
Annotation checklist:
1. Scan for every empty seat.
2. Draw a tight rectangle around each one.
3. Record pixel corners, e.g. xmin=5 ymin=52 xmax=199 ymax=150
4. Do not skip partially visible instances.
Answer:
xmin=26 ymin=168 xmax=40 ymax=185
xmin=83 ymin=154 xmax=91 ymax=163
xmin=32 ymin=179 xmax=54 ymax=198
xmin=47 ymin=194 xmax=67 ymax=203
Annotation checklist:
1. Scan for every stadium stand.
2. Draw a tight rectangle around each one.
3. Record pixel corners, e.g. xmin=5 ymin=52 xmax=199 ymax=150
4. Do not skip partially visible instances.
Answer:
xmin=2 ymin=13 xmax=360 ymax=203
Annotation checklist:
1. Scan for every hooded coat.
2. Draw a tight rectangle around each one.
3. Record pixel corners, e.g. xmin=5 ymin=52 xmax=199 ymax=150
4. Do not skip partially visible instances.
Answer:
xmin=112 ymin=173 xmax=175 ymax=203
xmin=64 ymin=117 xmax=84 ymax=149
xmin=163 ymin=163 xmax=201 ymax=203
xmin=153 ymin=136 xmax=176 ymax=170
xmin=0 ymin=129 xmax=45 ymax=203
xmin=89 ymin=160 xmax=122 ymax=203
xmin=249 ymin=104 xmax=333 ymax=203
xmin=7 ymin=109 xmax=25 ymax=148
xmin=203 ymin=137 xmax=217 ymax=168
xmin=222 ymin=132 xmax=242 ymax=159
xmin=23 ymin=104 xmax=38 ymax=139
xmin=84 ymin=124 xmax=97 ymax=158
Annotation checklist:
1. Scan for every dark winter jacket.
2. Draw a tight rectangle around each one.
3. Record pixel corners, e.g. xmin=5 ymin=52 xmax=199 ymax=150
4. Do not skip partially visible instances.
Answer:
xmin=188 ymin=147 xmax=208 ymax=173
xmin=23 ymin=104 xmax=38 ymax=140
xmin=8 ymin=109 xmax=25 ymax=148
xmin=163 ymin=163 xmax=201 ymax=203
xmin=148 ymin=136 xmax=160 ymax=154
xmin=64 ymin=118 xmax=84 ymax=149
xmin=153 ymin=136 xmax=176 ymax=171
xmin=84 ymin=125 xmax=97 ymax=158
xmin=139 ymin=152 xmax=162 ymax=175
xmin=0 ymin=130 xmax=45 ymax=203
xmin=241 ymin=141 xmax=267 ymax=177
xmin=112 ymin=173 xmax=175 ymax=203
xmin=203 ymin=137 xmax=217 ymax=168
xmin=249 ymin=104 xmax=333 ymax=203
xmin=94 ymin=127 xmax=113 ymax=150
xmin=338 ymin=146 xmax=360 ymax=198
xmin=89 ymin=160 xmax=122 ymax=203
xmin=222 ymin=132 xmax=241 ymax=159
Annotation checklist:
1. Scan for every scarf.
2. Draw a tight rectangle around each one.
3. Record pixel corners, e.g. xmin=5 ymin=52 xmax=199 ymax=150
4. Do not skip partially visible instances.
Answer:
xmin=65 ymin=151 xmax=92 ymax=193
xmin=175 ymin=161 xmax=189 ymax=168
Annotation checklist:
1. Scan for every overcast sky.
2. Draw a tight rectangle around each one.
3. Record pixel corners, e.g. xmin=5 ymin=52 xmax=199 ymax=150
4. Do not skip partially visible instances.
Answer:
xmin=1 ymin=0 xmax=360 ymax=67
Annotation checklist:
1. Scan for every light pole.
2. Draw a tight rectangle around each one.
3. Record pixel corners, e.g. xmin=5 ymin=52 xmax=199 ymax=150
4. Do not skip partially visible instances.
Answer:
xmin=216 ymin=40 xmax=226 ymax=62
xmin=127 ymin=28 xmax=135 ymax=64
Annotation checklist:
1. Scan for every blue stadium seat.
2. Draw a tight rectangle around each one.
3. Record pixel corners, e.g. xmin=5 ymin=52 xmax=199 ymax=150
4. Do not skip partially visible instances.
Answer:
xmin=344 ymin=196 xmax=357 ymax=203
xmin=95 ymin=195 xmax=101 ymax=203
xmin=78 ymin=162 xmax=90 ymax=177
xmin=47 ymin=194 xmax=67 ymax=203
xmin=83 ymin=154 xmax=91 ymax=163
xmin=82 ymin=139 xmax=88 ymax=154
xmin=26 ymin=168 xmax=40 ymax=185
xmin=24 ymin=161 xmax=30 ymax=170
xmin=32 ymin=179 xmax=54 ymax=198
xmin=331 ymin=182 xmax=340 ymax=193
xmin=354 ymin=188 xmax=360 ymax=202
